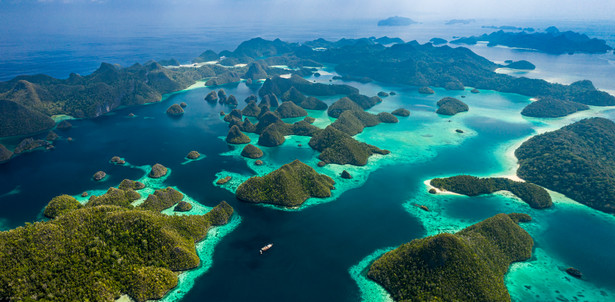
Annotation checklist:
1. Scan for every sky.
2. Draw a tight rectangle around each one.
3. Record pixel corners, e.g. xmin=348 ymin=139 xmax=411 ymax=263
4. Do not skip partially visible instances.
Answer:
xmin=1 ymin=0 xmax=613 ymax=26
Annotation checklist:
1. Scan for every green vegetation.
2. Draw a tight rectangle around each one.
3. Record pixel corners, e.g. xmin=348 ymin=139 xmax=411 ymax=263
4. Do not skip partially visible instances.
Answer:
xmin=436 ymin=97 xmax=469 ymax=115
xmin=327 ymin=97 xmax=363 ymax=118
xmin=275 ymin=101 xmax=308 ymax=118
xmin=242 ymin=101 xmax=261 ymax=117
xmin=174 ymin=201 xmax=193 ymax=212
xmin=330 ymin=110 xmax=381 ymax=136
xmin=236 ymin=159 xmax=335 ymax=207
xmin=258 ymin=124 xmax=286 ymax=147
xmin=430 ymin=175 xmax=552 ymax=209
xmin=0 ymin=195 xmax=233 ymax=301
xmin=391 ymin=108 xmax=410 ymax=117
xmin=419 ymin=86 xmax=435 ymax=94
xmin=368 ymin=213 xmax=534 ymax=302
xmin=0 ymin=100 xmax=55 ymax=137
xmin=204 ymin=90 xmax=218 ymax=103
xmin=186 ymin=151 xmax=200 ymax=159
xmin=139 ymin=187 xmax=184 ymax=212
xmin=86 ymin=187 xmax=141 ymax=208
xmin=119 ymin=179 xmax=145 ymax=191
xmin=13 ymin=138 xmax=49 ymax=154
xmin=149 ymin=163 xmax=168 ymax=178
xmin=0 ymin=144 xmax=13 ymax=162
xmin=43 ymin=195 xmax=83 ymax=218
xmin=506 ymin=60 xmax=536 ymax=70
xmin=166 ymin=104 xmax=184 ymax=116
xmin=298 ymin=96 xmax=328 ymax=110
xmin=308 ymin=126 xmax=389 ymax=166
xmin=520 ymin=97 xmax=589 ymax=118
xmin=515 ymin=117 xmax=615 ymax=213
xmin=451 ymin=27 xmax=612 ymax=54
xmin=377 ymin=112 xmax=399 ymax=123
xmin=259 ymin=74 xmax=358 ymax=99
xmin=0 ymin=61 xmax=219 ymax=137
xmin=241 ymin=144 xmax=264 ymax=159
xmin=226 ymin=125 xmax=251 ymax=144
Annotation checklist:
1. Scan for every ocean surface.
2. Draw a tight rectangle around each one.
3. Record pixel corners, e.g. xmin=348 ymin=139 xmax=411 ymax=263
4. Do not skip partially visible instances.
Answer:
xmin=1 ymin=19 xmax=615 ymax=302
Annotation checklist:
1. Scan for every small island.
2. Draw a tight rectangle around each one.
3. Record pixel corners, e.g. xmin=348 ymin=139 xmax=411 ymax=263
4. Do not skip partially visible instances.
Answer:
xmin=430 ymin=175 xmax=553 ymax=209
xmin=236 ymin=159 xmax=335 ymax=207
xmin=505 ymin=60 xmax=536 ymax=70
xmin=521 ymin=97 xmax=589 ymax=118
xmin=368 ymin=213 xmax=534 ymax=301
xmin=377 ymin=16 xmax=416 ymax=27
xmin=149 ymin=163 xmax=168 ymax=178
xmin=436 ymin=97 xmax=469 ymax=116
xmin=166 ymin=104 xmax=184 ymax=116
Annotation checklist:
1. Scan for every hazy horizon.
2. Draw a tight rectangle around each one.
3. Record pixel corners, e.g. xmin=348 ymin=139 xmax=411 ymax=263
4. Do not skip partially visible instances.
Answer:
xmin=1 ymin=0 xmax=613 ymax=29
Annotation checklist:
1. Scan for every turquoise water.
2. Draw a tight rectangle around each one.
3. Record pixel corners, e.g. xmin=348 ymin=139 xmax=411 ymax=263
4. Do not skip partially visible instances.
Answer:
xmin=2 ymin=24 xmax=615 ymax=301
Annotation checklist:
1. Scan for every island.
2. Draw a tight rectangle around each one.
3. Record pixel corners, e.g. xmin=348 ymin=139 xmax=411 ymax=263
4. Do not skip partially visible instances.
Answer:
xmin=391 ymin=108 xmax=410 ymax=117
xmin=308 ymin=126 xmax=389 ymax=166
xmin=520 ymin=97 xmax=589 ymax=118
xmin=166 ymin=104 xmax=184 ymax=116
xmin=515 ymin=117 xmax=615 ymax=213
xmin=186 ymin=150 xmax=200 ymax=159
xmin=226 ymin=125 xmax=251 ymax=144
xmin=235 ymin=159 xmax=335 ymax=207
xmin=368 ymin=213 xmax=534 ymax=302
xmin=436 ymin=97 xmax=469 ymax=115
xmin=451 ymin=27 xmax=613 ymax=54
xmin=430 ymin=175 xmax=553 ymax=209
xmin=0 ymin=187 xmax=234 ymax=301
xmin=377 ymin=16 xmax=417 ymax=27
xmin=241 ymin=144 xmax=264 ymax=159
xmin=148 ymin=163 xmax=168 ymax=178
xmin=505 ymin=60 xmax=536 ymax=70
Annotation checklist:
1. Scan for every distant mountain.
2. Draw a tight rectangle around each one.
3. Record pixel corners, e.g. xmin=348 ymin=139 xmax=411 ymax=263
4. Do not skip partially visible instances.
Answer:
xmin=452 ymin=27 xmax=613 ymax=54
xmin=377 ymin=16 xmax=416 ymax=26
xmin=446 ymin=19 xmax=475 ymax=25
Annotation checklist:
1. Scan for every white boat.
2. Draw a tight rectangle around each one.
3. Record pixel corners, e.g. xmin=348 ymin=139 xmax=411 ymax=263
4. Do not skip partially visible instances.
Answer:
xmin=260 ymin=243 xmax=273 ymax=254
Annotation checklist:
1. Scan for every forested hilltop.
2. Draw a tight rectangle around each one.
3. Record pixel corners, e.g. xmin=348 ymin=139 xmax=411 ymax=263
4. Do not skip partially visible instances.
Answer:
xmin=516 ymin=117 xmax=615 ymax=214
xmin=0 ymin=184 xmax=234 ymax=301
xmin=451 ymin=26 xmax=612 ymax=54
xmin=2 ymin=36 xmax=614 ymax=139
xmin=368 ymin=213 xmax=534 ymax=301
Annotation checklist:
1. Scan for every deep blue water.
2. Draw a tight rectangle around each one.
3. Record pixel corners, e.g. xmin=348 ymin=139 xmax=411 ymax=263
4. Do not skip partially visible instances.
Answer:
xmin=2 ymin=20 xmax=615 ymax=302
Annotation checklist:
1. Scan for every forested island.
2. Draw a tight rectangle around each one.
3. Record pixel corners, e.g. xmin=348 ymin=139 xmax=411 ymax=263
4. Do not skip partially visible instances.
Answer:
xmin=235 ymin=160 xmax=335 ymax=207
xmin=368 ymin=213 xmax=534 ymax=301
xmin=515 ymin=117 xmax=615 ymax=213
xmin=0 ymin=184 xmax=234 ymax=301
xmin=451 ymin=26 xmax=613 ymax=54
xmin=521 ymin=96 xmax=589 ymax=118
xmin=430 ymin=175 xmax=552 ymax=209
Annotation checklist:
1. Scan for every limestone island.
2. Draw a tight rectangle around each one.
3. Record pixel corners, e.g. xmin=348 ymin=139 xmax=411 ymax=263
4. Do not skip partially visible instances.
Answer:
xmin=451 ymin=26 xmax=612 ymax=54
xmin=377 ymin=16 xmax=417 ymax=27
xmin=515 ymin=117 xmax=615 ymax=213
xmin=520 ymin=96 xmax=589 ymax=118
xmin=110 ymin=156 xmax=126 ymax=165
xmin=368 ymin=213 xmax=534 ymax=302
xmin=166 ymin=104 xmax=184 ymax=117
xmin=236 ymin=159 xmax=335 ymax=207
xmin=436 ymin=97 xmax=469 ymax=116
xmin=93 ymin=171 xmax=107 ymax=181
xmin=186 ymin=150 xmax=201 ymax=159
xmin=148 ymin=163 xmax=168 ymax=178
xmin=0 ymin=187 xmax=234 ymax=302
xmin=391 ymin=108 xmax=410 ymax=117
xmin=430 ymin=175 xmax=552 ymax=209
xmin=241 ymin=144 xmax=264 ymax=159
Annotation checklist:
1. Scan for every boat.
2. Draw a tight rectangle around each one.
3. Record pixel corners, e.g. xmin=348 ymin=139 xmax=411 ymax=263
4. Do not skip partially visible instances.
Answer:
xmin=260 ymin=243 xmax=273 ymax=254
